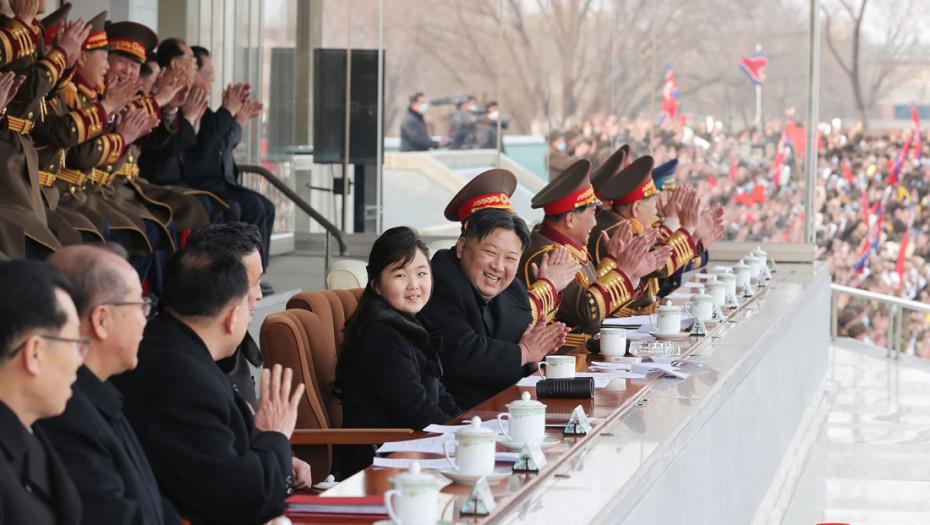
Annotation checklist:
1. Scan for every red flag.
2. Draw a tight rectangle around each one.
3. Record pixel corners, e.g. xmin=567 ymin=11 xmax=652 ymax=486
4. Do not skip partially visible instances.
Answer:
xmin=751 ymin=184 xmax=766 ymax=203
xmin=729 ymin=158 xmax=738 ymax=181
xmin=912 ymin=106 xmax=922 ymax=160
xmin=658 ymin=66 xmax=679 ymax=125
xmin=842 ymin=159 xmax=853 ymax=183
xmin=890 ymin=131 xmax=914 ymax=186
xmin=771 ymin=123 xmax=788 ymax=187
xmin=785 ymin=121 xmax=806 ymax=159
xmin=896 ymin=228 xmax=911 ymax=289
xmin=859 ymin=184 xmax=869 ymax=220
xmin=739 ymin=54 xmax=768 ymax=85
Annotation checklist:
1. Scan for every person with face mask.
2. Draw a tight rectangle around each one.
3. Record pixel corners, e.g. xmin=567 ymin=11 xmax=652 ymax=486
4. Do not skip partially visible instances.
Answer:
xmin=476 ymin=100 xmax=507 ymax=153
xmin=448 ymin=95 xmax=477 ymax=150
xmin=399 ymin=92 xmax=445 ymax=152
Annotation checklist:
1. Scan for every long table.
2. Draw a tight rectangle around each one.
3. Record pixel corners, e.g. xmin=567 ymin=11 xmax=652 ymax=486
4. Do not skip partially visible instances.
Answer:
xmin=289 ymin=262 xmax=831 ymax=524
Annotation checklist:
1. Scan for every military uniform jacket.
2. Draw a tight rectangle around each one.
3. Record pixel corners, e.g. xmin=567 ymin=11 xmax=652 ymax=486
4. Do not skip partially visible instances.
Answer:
xmin=63 ymin=82 xmax=175 ymax=252
xmin=0 ymin=400 xmax=82 ymax=525
xmin=35 ymin=366 xmax=182 ymax=525
xmin=588 ymin=210 xmax=700 ymax=315
xmin=520 ymin=223 xmax=639 ymax=345
xmin=0 ymin=16 xmax=69 ymax=256
xmin=112 ymin=312 xmax=293 ymax=525
xmin=420 ymin=248 xmax=535 ymax=410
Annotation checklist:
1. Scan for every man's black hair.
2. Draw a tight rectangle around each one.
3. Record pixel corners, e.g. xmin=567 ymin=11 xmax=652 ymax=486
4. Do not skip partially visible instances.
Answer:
xmin=0 ymin=260 xmax=73 ymax=360
xmin=160 ymin=249 xmax=249 ymax=318
xmin=409 ymin=92 xmax=424 ymax=104
xmin=462 ymin=208 xmax=530 ymax=251
xmin=156 ymin=38 xmax=186 ymax=68
xmin=190 ymin=45 xmax=210 ymax=69
xmin=185 ymin=222 xmax=264 ymax=261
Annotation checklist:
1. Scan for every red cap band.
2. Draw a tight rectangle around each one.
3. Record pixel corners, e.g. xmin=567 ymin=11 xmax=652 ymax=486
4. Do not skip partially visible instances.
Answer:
xmin=83 ymin=30 xmax=108 ymax=51
xmin=543 ymin=184 xmax=600 ymax=215
xmin=457 ymin=192 xmax=514 ymax=222
xmin=614 ymin=178 xmax=658 ymax=206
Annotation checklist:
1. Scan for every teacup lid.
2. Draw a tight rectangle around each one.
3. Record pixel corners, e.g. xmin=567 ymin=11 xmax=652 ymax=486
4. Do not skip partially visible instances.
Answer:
xmin=657 ymin=299 xmax=680 ymax=311
xmin=752 ymin=245 xmax=767 ymax=256
xmin=717 ymin=271 xmax=736 ymax=281
xmin=691 ymin=287 xmax=712 ymax=300
xmin=391 ymin=461 xmax=438 ymax=486
xmin=733 ymin=259 xmax=750 ymax=271
xmin=745 ymin=255 xmax=762 ymax=264
xmin=706 ymin=279 xmax=725 ymax=288
xmin=507 ymin=391 xmax=546 ymax=409
xmin=457 ymin=416 xmax=495 ymax=438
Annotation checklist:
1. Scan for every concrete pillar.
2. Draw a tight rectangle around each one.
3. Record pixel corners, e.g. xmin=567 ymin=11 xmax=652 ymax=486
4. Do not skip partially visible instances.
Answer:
xmin=294 ymin=0 xmax=323 ymax=147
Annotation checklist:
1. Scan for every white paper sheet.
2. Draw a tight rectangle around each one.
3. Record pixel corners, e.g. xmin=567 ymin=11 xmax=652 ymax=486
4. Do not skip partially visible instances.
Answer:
xmin=371 ymin=452 xmax=520 ymax=470
xmin=695 ymin=273 xmax=715 ymax=279
xmin=422 ymin=419 xmax=505 ymax=434
xmin=376 ymin=434 xmax=453 ymax=455
xmin=664 ymin=292 xmax=691 ymax=299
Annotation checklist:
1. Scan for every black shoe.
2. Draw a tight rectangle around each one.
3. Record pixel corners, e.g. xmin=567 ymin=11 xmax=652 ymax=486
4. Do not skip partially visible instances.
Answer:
xmin=260 ymin=281 xmax=275 ymax=296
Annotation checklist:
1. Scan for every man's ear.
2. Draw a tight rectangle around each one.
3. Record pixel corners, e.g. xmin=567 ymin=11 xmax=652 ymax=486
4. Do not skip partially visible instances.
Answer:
xmin=20 ymin=335 xmax=43 ymax=376
xmin=455 ymin=236 xmax=466 ymax=259
xmin=223 ymin=303 xmax=241 ymax=335
xmin=88 ymin=305 xmax=108 ymax=341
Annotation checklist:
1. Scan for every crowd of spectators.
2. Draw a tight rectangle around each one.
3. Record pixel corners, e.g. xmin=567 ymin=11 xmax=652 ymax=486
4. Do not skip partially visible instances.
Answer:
xmin=544 ymin=113 xmax=930 ymax=357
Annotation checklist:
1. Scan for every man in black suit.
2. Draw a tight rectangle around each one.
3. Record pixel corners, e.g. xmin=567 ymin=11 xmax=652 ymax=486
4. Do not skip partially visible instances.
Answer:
xmin=36 ymin=245 xmax=182 ymax=525
xmin=184 ymin=46 xmax=275 ymax=287
xmin=112 ymin=234 xmax=305 ymax=525
xmin=0 ymin=260 xmax=84 ymax=525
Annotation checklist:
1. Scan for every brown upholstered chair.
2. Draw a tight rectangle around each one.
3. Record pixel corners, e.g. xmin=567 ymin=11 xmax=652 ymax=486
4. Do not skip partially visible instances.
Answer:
xmin=260 ymin=293 xmax=419 ymax=482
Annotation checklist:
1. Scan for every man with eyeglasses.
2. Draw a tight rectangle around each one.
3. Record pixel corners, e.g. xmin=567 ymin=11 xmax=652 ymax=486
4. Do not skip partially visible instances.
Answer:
xmin=0 ymin=260 xmax=85 ymax=524
xmin=36 ymin=245 xmax=182 ymax=525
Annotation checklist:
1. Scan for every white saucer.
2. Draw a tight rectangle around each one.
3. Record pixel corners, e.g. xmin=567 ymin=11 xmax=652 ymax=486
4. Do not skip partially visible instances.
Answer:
xmin=649 ymin=331 xmax=692 ymax=341
xmin=439 ymin=468 xmax=511 ymax=485
xmin=372 ymin=520 xmax=455 ymax=525
xmin=496 ymin=437 xmax=560 ymax=451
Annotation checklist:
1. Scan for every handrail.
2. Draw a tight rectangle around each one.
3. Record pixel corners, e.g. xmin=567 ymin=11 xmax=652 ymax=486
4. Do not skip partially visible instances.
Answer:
xmin=830 ymin=283 xmax=929 ymax=359
xmin=238 ymin=164 xmax=347 ymax=256
xmin=831 ymin=284 xmax=930 ymax=314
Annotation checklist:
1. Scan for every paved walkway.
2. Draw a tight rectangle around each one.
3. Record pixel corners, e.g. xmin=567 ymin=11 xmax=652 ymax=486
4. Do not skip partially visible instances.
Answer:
xmin=820 ymin=342 xmax=930 ymax=524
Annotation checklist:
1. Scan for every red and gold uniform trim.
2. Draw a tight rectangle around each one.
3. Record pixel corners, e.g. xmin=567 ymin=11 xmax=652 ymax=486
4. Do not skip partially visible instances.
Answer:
xmin=0 ymin=18 xmax=39 ymax=64
xmin=69 ymin=102 xmax=108 ymax=142
xmin=543 ymin=184 xmax=601 ymax=216
xmin=128 ymin=94 xmax=161 ymax=118
xmin=109 ymin=38 xmax=147 ymax=62
xmin=37 ymin=46 xmax=68 ymax=87
xmin=615 ymin=177 xmax=658 ymax=206
xmin=527 ymin=278 xmax=562 ymax=323
xmin=94 ymin=133 xmax=127 ymax=167
xmin=658 ymin=229 xmax=698 ymax=276
xmin=587 ymin=266 xmax=635 ymax=321
xmin=457 ymin=192 xmax=513 ymax=222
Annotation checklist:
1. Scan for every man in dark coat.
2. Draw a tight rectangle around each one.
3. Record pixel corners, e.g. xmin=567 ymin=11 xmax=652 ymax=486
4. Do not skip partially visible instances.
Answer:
xmin=112 ymin=234 xmax=306 ymax=525
xmin=421 ymin=170 xmax=577 ymax=408
xmin=399 ymin=92 xmax=444 ymax=152
xmin=184 ymin=46 xmax=275 ymax=276
xmin=36 ymin=245 xmax=182 ymax=525
xmin=0 ymin=260 xmax=85 ymax=525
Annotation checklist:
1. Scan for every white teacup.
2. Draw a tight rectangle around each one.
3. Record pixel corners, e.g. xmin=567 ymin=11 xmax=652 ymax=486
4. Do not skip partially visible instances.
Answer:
xmin=443 ymin=416 xmax=496 ymax=476
xmin=384 ymin=462 xmax=440 ymax=525
xmin=686 ymin=287 xmax=715 ymax=321
xmin=497 ymin=392 xmax=546 ymax=445
xmin=733 ymin=259 xmax=752 ymax=288
xmin=599 ymin=327 xmax=627 ymax=357
xmin=705 ymin=279 xmax=727 ymax=306
xmin=538 ymin=355 xmax=576 ymax=379
xmin=717 ymin=270 xmax=737 ymax=297
xmin=649 ymin=300 xmax=681 ymax=334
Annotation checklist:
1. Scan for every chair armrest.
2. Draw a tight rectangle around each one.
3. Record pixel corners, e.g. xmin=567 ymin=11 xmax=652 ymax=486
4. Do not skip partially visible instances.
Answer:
xmin=289 ymin=428 xmax=436 ymax=445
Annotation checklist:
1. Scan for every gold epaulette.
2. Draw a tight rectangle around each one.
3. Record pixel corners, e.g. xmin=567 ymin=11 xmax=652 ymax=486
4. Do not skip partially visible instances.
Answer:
xmin=56 ymin=167 xmax=90 ymax=187
xmin=38 ymin=170 xmax=56 ymax=187
xmin=92 ymin=168 xmax=118 ymax=186
xmin=6 ymin=115 xmax=33 ymax=134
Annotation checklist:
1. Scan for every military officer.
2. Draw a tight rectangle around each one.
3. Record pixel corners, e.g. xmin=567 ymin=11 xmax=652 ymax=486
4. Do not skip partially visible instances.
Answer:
xmin=519 ymin=159 xmax=670 ymax=347
xmin=0 ymin=3 xmax=88 ymax=258
xmin=590 ymin=150 xmax=725 ymax=315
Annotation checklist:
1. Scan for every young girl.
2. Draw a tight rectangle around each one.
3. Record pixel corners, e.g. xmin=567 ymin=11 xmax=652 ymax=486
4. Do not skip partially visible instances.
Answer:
xmin=333 ymin=226 xmax=460 ymax=476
